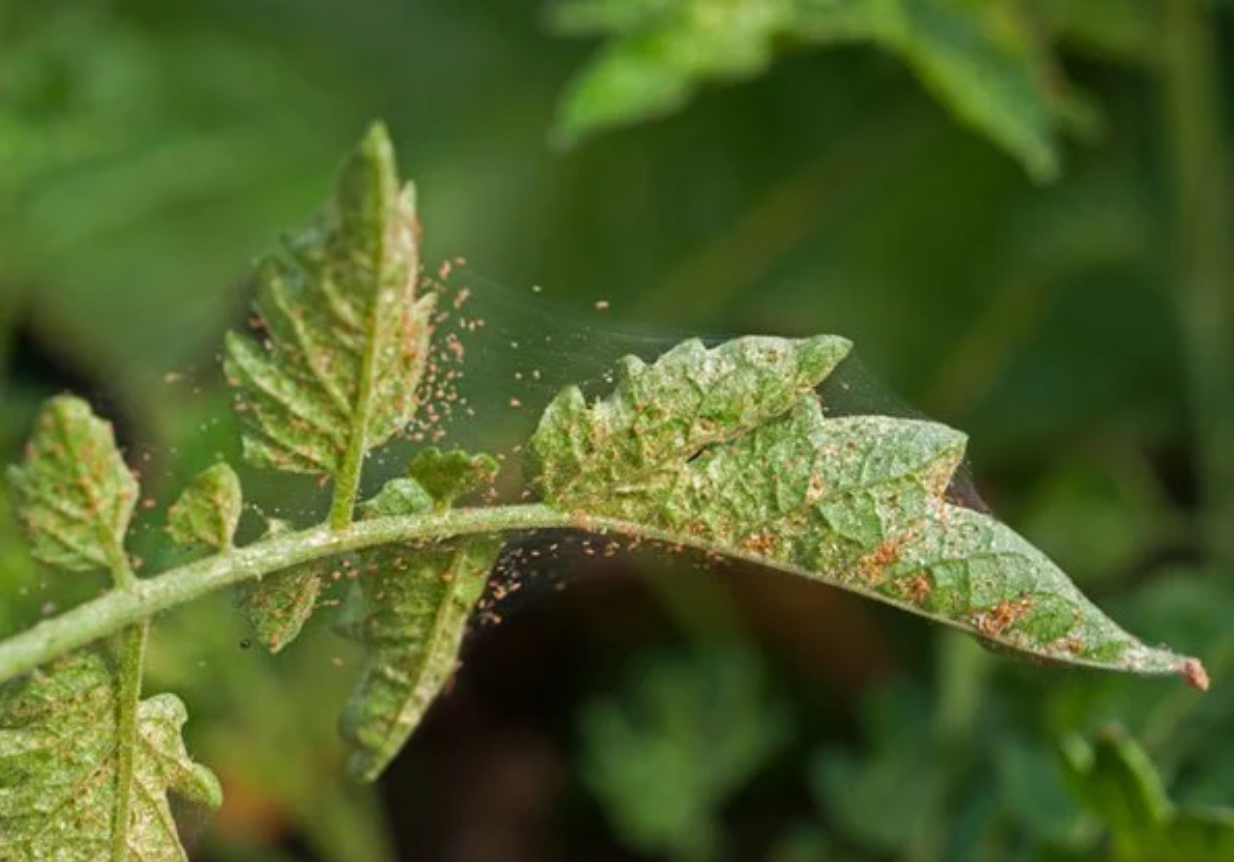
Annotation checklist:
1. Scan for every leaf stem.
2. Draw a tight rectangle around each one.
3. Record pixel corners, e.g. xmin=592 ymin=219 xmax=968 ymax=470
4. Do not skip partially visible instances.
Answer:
xmin=0 ymin=499 xmax=1206 ymax=689
xmin=109 ymin=621 xmax=149 ymax=861
xmin=0 ymin=504 xmax=568 ymax=685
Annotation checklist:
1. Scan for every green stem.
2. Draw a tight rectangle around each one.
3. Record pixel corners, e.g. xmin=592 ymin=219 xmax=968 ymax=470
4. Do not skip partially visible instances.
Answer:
xmin=109 ymin=621 xmax=149 ymax=861
xmin=0 ymin=504 xmax=569 ymax=685
xmin=0 ymin=500 xmax=1205 ymax=689
xmin=1160 ymin=0 xmax=1234 ymax=568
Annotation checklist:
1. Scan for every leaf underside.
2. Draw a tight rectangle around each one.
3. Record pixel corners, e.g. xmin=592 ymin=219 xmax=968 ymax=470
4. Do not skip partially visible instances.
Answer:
xmin=337 ymin=456 xmax=502 ymax=782
xmin=224 ymin=122 xmax=438 ymax=651
xmin=238 ymin=566 xmax=325 ymax=654
xmin=531 ymin=335 xmax=1200 ymax=681
xmin=167 ymin=463 xmax=243 ymax=550
xmin=223 ymin=122 xmax=434 ymax=478
xmin=6 ymin=396 xmax=137 ymax=574
xmin=336 ymin=536 xmax=501 ymax=782
xmin=0 ymin=649 xmax=221 ymax=862
xmin=553 ymin=0 xmax=1076 ymax=180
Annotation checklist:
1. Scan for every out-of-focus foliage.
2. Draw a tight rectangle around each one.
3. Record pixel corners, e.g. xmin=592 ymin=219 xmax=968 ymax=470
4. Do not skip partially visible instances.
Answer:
xmin=1061 ymin=729 xmax=1234 ymax=862
xmin=579 ymin=644 xmax=789 ymax=862
xmin=3 ymin=0 xmax=1233 ymax=860
xmin=552 ymin=0 xmax=1091 ymax=180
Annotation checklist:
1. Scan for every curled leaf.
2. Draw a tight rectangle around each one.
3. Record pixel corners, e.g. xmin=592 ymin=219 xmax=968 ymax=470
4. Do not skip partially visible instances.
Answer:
xmin=0 ymin=649 xmax=221 ymax=860
xmin=167 ymin=463 xmax=243 ymax=550
xmin=532 ymin=336 xmax=1202 ymax=682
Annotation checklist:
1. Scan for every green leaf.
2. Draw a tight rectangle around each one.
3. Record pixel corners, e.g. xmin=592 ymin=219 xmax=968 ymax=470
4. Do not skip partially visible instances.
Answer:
xmin=405 ymin=447 xmax=499 ymax=509
xmin=336 ymin=536 xmax=501 ymax=782
xmin=234 ymin=518 xmax=323 ymax=654
xmin=337 ymin=454 xmax=502 ymax=781
xmin=167 ymin=463 xmax=243 ymax=550
xmin=223 ymin=121 xmax=434 ymax=481
xmin=226 ymin=122 xmax=436 ymax=650
xmin=6 ymin=395 xmax=137 ymax=575
xmin=841 ymin=0 xmax=1067 ymax=182
xmin=811 ymin=683 xmax=948 ymax=854
xmin=236 ymin=566 xmax=325 ymax=654
xmin=553 ymin=0 xmax=1072 ymax=179
xmin=552 ymin=0 xmax=791 ymax=145
xmin=531 ymin=335 xmax=1202 ymax=681
xmin=358 ymin=477 xmax=437 ymax=520
xmin=1062 ymin=729 xmax=1234 ymax=862
xmin=0 ymin=649 xmax=221 ymax=861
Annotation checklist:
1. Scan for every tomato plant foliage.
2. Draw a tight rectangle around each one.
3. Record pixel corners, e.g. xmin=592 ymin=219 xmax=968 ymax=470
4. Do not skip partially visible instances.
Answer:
xmin=0 ymin=124 xmax=1208 ymax=860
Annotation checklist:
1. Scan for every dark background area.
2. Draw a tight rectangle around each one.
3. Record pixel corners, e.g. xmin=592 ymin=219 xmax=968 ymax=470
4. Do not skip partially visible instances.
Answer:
xmin=2 ymin=2 xmax=1233 ymax=861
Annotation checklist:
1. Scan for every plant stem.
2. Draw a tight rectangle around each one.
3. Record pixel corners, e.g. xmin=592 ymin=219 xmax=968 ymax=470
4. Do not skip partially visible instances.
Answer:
xmin=1159 ymin=0 xmax=1234 ymax=568
xmin=0 ymin=494 xmax=1207 ymax=691
xmin=0 ymin=504 xmax=572 ymax=685
xmin=109 ymin=621 xmax=149 ymax=860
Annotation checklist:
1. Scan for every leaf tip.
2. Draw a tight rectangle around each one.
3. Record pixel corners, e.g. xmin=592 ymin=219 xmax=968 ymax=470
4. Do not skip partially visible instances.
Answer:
xmin=360 ymin=120 xmax=395 ymax=162
xmin=1181 ymin=657 xmax=1210 ymax=692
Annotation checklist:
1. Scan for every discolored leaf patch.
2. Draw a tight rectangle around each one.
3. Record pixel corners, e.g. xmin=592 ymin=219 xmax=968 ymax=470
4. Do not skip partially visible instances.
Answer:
xmin=532 ymin=336 xmax=1202 ymax=682
xmin=6 ymin=396 xmax=137 ymax=575
xmin=0 ymin=649 xmax=221 ymax=861
xmin=167 ymin=463 xmax=243 ymax=550
xmin=337 ymin=452 xmax=502 ymax=781
xmin=223 ymin=121 xmax=435 ymax=482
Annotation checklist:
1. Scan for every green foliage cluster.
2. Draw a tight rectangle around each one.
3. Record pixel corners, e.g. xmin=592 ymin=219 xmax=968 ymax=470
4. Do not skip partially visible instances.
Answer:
xmin=2 ymin=0 xmax=1233 ymax=860
xmin=0 ymin=123 xmax=1205 ymax=859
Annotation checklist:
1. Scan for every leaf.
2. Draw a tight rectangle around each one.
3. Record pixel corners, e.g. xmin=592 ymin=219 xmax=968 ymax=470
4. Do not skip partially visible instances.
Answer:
xmin=840 ymin=0 xmax=1068 ymax=182
xmin=405 ymin=447 xmax=498 ymax=509
xmin=237 ymin=568 xmax=325 ymax=654
xmin=336 ymin=537 xmax=501 ymax=782
xmin=337 ymin=456 xmax=502 ymax=781
xmin=226 ymin=122 xmax=435 ymax=649
xmin=6 ymin=395 xmax=137 ymax=574
xmin=223 ymin=121 xmax=434 ymax=479
xmin=358 ymin=477 xmax=437 ymax=520
xmin=167 ymin=463 xmax=243 ymax=550
xmin=811 ymin=683 xmax=948 ymax=854
xmin=534 ymin=335 xmax=851 ymax=505
xmin=552 ymin=0 xmax=791 ymax=145
xmin=0 ymin=649 xmax=221 ymax=861
xmin=236 ymin=518 xmax=323 ymax=654
xmin=553 ymin=0 xmax=1073 ymax=179
xmin=1062 ymin=729 xmax=1234 ymax=862
xmin=531 ymin=335 xmax=1202 ymax=681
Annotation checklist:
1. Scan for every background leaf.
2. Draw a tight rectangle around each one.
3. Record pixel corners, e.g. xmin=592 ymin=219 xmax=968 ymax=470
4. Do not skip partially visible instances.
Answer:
xmin=1064 ymin=729 xmax=1234 ymax=862
xmin=554 ymin=0 xmax=1073 ymax=179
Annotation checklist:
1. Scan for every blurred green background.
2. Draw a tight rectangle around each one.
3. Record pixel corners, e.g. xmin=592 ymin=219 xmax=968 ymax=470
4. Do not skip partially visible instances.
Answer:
xmin=3 ymin=1 xmax=1234 ymax=860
